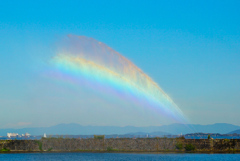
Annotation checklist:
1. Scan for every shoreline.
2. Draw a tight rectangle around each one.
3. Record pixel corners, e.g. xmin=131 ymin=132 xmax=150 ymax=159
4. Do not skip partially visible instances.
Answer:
xmin=1 ymin=149 xmax=240 ymax=154
xmin=1 ymin=151 xmax=240 ymax=154
xmin=1 ymin=138 xmax=240 ymax=154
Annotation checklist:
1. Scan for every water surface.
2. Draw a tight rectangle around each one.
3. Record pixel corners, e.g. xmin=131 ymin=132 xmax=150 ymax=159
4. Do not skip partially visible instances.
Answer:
xmin=0 ymin=153 xmax=239 ymax=161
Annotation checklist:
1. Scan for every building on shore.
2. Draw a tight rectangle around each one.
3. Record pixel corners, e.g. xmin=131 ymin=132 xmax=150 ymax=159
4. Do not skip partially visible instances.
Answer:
xmin=7 ymin=133 xmax=19 ymax=138
xmin=7 ymin=133 xmax=31 ymax=138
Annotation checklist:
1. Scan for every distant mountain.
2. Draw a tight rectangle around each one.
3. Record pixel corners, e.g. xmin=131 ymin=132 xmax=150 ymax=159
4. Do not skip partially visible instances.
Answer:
xmin=228 ymin=129 xmax=240 ymax=134
xmin=0 ymin=124 xmax=170 ymax=136
xmin=126 ymin=131 xmax=171 ymax=136
xmin=0 ymin=123 xmax=239 ymax=136
xmin=150 ymin=131 xmax=171 ymax=136
xmin=157 ymin=123 xmax=240 ymax=135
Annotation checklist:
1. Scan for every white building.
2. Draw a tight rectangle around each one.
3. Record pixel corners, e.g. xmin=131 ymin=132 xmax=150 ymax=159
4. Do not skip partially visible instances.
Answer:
xmin=7 ymin=133 xmax=19 ymax=138
xmin=43 ymin=133 xmax=47 ymax=138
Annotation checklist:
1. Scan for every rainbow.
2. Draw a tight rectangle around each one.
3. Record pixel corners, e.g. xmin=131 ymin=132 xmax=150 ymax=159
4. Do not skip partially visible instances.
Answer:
xmin=52 ymin=35 xmax=186 ymax=122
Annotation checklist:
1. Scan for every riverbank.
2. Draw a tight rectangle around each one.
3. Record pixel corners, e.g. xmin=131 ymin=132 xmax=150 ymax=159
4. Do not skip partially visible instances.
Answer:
xmin=1 ymin=138 xmax=240 ymax=153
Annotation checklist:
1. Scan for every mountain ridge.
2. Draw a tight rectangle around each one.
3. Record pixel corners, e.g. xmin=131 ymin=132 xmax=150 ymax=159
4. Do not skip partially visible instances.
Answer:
xmin=228 ymin=129 xmax=240 ymax=134
xmin=0 ymin=123 xmax=239 ymax=136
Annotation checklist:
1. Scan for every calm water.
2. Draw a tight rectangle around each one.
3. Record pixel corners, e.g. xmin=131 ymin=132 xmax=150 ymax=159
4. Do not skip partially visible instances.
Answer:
xmin=0 ymin=153 xmax=239 ymax=161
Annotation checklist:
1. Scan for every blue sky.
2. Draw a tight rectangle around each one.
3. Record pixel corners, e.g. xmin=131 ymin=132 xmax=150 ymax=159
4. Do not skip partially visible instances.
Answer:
xmin=0 ymin=0 xmax=240 ymax=128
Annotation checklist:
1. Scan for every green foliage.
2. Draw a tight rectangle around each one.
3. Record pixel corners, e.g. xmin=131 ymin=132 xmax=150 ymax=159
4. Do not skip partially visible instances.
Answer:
xmin=94 ymin=135 xmax=105 ymax=139
xmin=0 ymin=148 xmax=10 ymax=152
xmin=232 ymin=139 xmax=236 ymax=149
xmin=185 ymin=143 xmax=195 ymax=151
xmin=176 ymin=143 xmax=183 ymax=150
xmin=208 ymin=135 xmax=211 ymax=139
xmin=36 ymin=141 xmax=43 ymax=151
xmin=177 ymin=136 xmax=185 ymax=139
xmin=47 ymin=148 xmax=53 ymax=151
xmin=107 ymin=146 xmax=114 ymax=151
xmin=224 ymin=139 xmax=230 ymax=142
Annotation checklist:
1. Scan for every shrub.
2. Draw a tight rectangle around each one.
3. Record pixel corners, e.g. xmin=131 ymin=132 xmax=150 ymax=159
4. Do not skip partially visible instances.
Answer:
xmin=94 ymin=135 xmax=105 ymax=139
xmin=185 ymin=144 xmax=195 ymax=151
xmin=224 ymin=139 xmax=230 ymax=142
xmin=232 ymin=140 xmax=236 ymax=149
xmin=176 ymin=143 xmax=183 ymax=150
xmin=0 ymin=148 xmax=10 ymax=152
xmin=208 ymin=135 xmax=211 ymax=139
xmin=36 ymin=141 xmax=43 ymax=151
xmin=107 ymin=147 xmax=114 ymax=151
xmin=177 ymin=136 xmax=185 ymax=139
xmin=47 ymin=148 xmax=53 ymax=151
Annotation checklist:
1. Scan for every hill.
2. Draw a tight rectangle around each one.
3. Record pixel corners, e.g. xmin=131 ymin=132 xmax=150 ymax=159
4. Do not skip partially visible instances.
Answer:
xmin=0 ymin=123 xmax=239 ymax=136
xmin=228 ymin=129 xmax=240 ymax=134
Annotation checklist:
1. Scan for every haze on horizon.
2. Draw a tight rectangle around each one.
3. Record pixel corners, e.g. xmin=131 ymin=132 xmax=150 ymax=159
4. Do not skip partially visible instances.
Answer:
xmin=0 ymin=0 xmax=239 ymax=129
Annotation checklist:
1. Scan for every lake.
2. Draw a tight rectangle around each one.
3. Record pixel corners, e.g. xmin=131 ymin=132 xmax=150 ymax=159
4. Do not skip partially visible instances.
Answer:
xmin=0 ymin=153 xmax=239 ymax=161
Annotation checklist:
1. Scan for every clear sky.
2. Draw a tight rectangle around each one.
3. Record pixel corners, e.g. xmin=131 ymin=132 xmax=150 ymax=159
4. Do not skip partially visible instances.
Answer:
xmin=0 ymin=0 xmax=240 ymax=128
